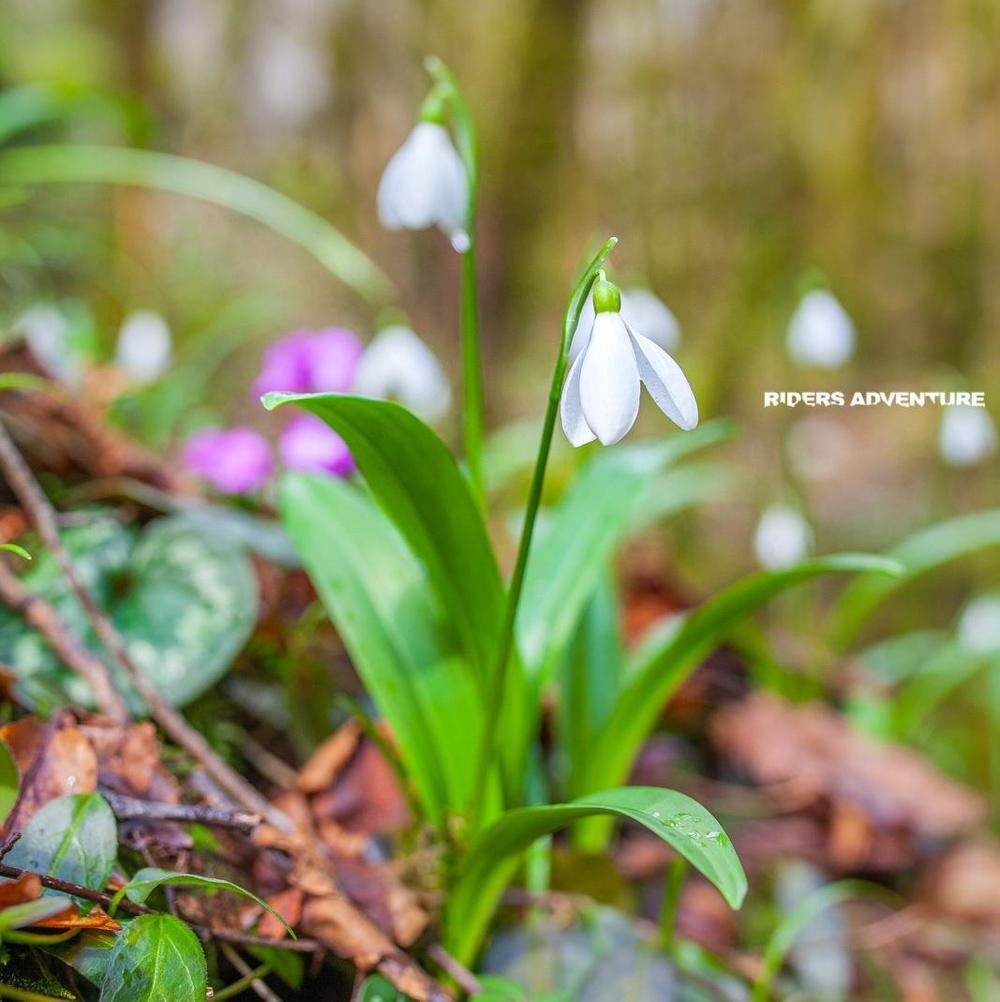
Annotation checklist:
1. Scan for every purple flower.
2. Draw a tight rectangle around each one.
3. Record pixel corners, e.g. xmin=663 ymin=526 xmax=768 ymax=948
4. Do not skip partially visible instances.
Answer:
xmin=182 ymin=427 xmax=274 ymax=494
xmin=253 ymin=328 xmax=363 ymax=399
xmin=279 ymin=413 xmax=355 ymax=478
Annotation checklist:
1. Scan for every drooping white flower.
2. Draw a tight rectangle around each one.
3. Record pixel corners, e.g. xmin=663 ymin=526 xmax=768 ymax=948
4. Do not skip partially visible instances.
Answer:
xmin=753 ymin=505 xmax=813 ymax=569
xmin=957 ymin=594 xmax=1000 ymax=654
xmin=13 ymin=303 xmax=85 ymax=387
xmin=377 ymin=121 xmax=469 ymax=251
xmin=569 ymin=286 xmax=680 ymax=358
xmin=560 ymin=278 xmax=698 ymax=447
xmin=352 ymin=325 xmax=451 ymax=422
xmin=786 ymin=289 xmax=855 ymax=368
xmin=115 ymin=310 xmax=172 ymax=383
xmin=938 ymin=405 xmax=997 ymax=467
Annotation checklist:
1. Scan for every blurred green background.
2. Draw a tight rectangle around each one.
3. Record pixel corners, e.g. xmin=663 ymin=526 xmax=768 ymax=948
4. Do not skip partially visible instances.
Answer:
xmin=0 ymin=0 xmax=997 ymax=591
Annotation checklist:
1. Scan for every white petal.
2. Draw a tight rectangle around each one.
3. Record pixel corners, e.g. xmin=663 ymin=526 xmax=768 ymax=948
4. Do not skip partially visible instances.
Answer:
xmin=568 ymin=291 xmax=597 ymax=360
xmin=786 ymin=290 xmax=855 ymax=368
xmin=353 ymin=325 xmax=451 ymax=422
xmin=621 ymin=288 xmax=680 ymax=350
xmin=627 ymin=327 xmax=699 ymax=431
xmin=754 ymin=506 xmax=813 ymax=569
xmin=559 ymin=349 xmax=596 ymax=447
xmin=939 ymin=405 xmax=997 ymax=466
xmin=579 ymin=312 xmax=640 ymax=446
xmin=115 ymin=310 xmax=172 ymax=383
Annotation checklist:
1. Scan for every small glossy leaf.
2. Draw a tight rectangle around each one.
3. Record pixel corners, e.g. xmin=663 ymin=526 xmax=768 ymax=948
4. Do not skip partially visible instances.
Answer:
xmin=113 ymin=868 xmax=294 ymax=937
xmin=358 ymin=975 xmax=402 ymax=1001
xmin=0 ymin=739 xmax=19 ymax=825
xmin=578 ymin=554 xmax=903 ymax=849
xmin=6 ymin=792 xmax=116 ymax=891
xmin=446 ymin=787 xmax=745 ymax=966
xmin=264 ymin=393 xmax=504 ymax=683
xmin=100 ymin=914 xmax=206 ymax=1002
xmin=44 ymin=929 xmax=117 ymax=986
xmin=830 ymin=509 xmax=1000 ymax=649
xmin=518 ymin=422 xmax=733 ymax=681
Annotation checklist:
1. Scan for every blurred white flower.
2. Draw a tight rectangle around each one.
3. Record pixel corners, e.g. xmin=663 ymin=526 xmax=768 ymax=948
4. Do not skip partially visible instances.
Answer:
xmin=352 ymin=325 xmax=451 ymax=422
xmin=248 ymin=30 xmax=330 ymax=128
xmin=753 ymin=505 xmax=813 ymax=569
xmin=570 ymin=286 xmax=680 ymax=358
xmin=786 ymin=417 xmax=853 ymax=482
xmin=957 ymin=594 xmax=1000 ymax=654
xmin=787 ymin=290 xmax=855 ymax=368
xmin=115 ymin=310 xmax=172 ymax=383
xmin=377 ymin=123 xmax=469 ymax=251
xmin=561 ymin=279 xmax=698 ymax=447
xmin=938 ymin=405 xmax=997 ymax=467
xmin=12 ymin=304 xmax=84 ymax=387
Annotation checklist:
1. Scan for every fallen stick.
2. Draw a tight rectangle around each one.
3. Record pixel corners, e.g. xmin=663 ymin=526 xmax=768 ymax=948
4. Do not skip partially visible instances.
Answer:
xmin=101 ymin=790 xmax=262 ymax=834
xmin=0 ymin=420 xmax=291 ymax=833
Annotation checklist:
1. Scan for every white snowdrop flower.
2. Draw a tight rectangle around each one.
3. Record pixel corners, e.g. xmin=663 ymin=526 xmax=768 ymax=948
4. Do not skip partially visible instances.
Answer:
xmin=377 ymin=113 xmax=469 ymax=252
xmin=957 ymin=594 xmax=1000 ymax=654
xmin=787 ymin=289 xmax=855 ymax=368
xmin=560 ymin=278 xmax=698 ymax=447
xmin=569 ymin=286 xmax=680 ymax=358
xmin=352 ymin=325 xmax=451 ymax=422
xmin=12 ymin=303 xmax=84 ymax=387
xmin=938 ymin=405 xmax=997 ymax=467
xmin=753 ymin=505 xmax=813 ymax=570
xmin=115 ymin=310 xmax=172 ymax=383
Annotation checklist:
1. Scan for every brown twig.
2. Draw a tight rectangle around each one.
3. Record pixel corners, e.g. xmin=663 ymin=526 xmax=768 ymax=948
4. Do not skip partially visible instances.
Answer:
xmin=0 ymin=419 xmax=291 ymax=833
xmin=0 ymin=562 xmax=129 ymax=723
xmin=0 ymin=860 xmax=152 ymax=916
xmin=0 ymin=831 xmax=21 ymax=861
xmin=219 ymin=942 xmax=284 ymax=1002
xmin=101 ymin=790 xmax=262 ymax=835
xmin=427 ymin=943 xmax=482 ymax=996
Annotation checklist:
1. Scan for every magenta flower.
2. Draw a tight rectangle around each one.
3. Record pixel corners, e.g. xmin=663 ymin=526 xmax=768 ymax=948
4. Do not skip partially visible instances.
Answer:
xmin=279 ymin=413 xmax=355 ymax=478
xmin=253 ymin=328 xmax=363 ymax=398
xmin=182 ymin=427 xmax=275 ymax=494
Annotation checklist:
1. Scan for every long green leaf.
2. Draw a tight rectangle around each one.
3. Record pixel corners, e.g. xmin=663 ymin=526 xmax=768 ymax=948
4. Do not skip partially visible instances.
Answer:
xmin=446 ymin=787 xmax=746 ymax=966
xmin=100 ymin=914 xmax=206 ymax=1002
xmin=278 ymin=472 xmax=484 ymax=822
xmin=6 ymin=792 xmax=117 ymax=891
xmin=517 ymin=421 xmax=733 ymax=681
xmin=111 ymin=868 xmax=294 ymax=937
xmin=265 ymin=394 xmax=505 ymax=682
xmin=0 ymin=145 xmax=391 ymax=302
xmin=829 ymin=509 xmax=1000 ymax=650
xmin=577 ymin=554 xmax=902 ymax=850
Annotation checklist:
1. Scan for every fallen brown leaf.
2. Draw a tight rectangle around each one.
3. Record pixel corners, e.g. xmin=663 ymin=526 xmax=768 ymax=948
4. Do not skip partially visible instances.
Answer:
xmin=0 ymin=872 xmax=41 ymax=908
xmin=34 ymin=903 xmax=121 ymax=932
xmin=257 ymin=887 xmax=304 ymax=940
xmin=310 ymin=740 xmax=408 ymax=834
xmin=922 ymin=837 xmax=1000 ymax=924
xmin=296 ymin=719 xmax=361 ymax=794
xmin=0 ymin=714 xmax=97 ymax=833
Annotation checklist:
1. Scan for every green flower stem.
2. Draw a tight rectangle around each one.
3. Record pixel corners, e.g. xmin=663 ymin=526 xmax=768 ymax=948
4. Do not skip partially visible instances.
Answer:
xmin=213 ymin=964 xmax=272 ymax=1002
xmin=659 ymin=857 xmax=688 ymax=954
xmin=0 ymin=986 xmax=72 ymax=1002
xmin=468 ymin=237 xmax=618 ymax=831
xmin=425 ymin=56 xmax=486 ymax=503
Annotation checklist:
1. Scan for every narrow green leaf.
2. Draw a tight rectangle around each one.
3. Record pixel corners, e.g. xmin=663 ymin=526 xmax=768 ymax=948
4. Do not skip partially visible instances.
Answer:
xmin=112 ymin=868 xmax=294 ymax=937
xmin=0 ymin=145 xmax=391 ymax=302
xmin=265 ymin=394 xmax=505 ymax=682
xmin=6 ymin=792 xmax=116 ymax=892
xmin=518 ymin=422 xmax=733 ymax=679
xmin=446 ymin=787 xmax=745 ymax=967
xmin=0 ymin=898 xmax=76 ymax=932
xmin=0 ymin=740 xmax=19 ymax=825
xmin=578 ymin=554 xmax=903 ymax=849
xmin=278 ymin=472 xmax=483 ymax=822
xmin=100 ymin=914 xmax=206 ymax=1002
xmin=0 ymin=543 xmax=31 ymax=561
xmin=830 ymin=509 xmax=1000 ymax=649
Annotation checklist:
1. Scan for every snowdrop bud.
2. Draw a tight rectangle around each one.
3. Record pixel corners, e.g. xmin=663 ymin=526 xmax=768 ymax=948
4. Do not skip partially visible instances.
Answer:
xmin=13 ymin=304 xmax=85 ymax=387
xmin=352 ymin=325 xmax=451 ymax=422
xmin=787 ymin=290 xmax=855 ymax=368
xmin=115 ymin=310 xmax=172 ymax=383
xmin=569 ymin=287 xmax=680 ymax=358
xmin=560 ymin=278 xmax=698 ymax=447
xmin=753 ymin=506 xmax=813 ymax=569
xmin=938 ymin=405 xmax=997 ymax=467
xmin=957 ymin=594 xmax=1000 ymax=654
xmin=376 ymin=117 xmax=469 ymax=252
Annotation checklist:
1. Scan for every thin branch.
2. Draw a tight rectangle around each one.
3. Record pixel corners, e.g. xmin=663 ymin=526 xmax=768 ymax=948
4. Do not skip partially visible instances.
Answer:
xmin=0 ymin=562 xmax=129 ymax=722
xmin=101 ymin=790 xmax=262 ymax=834
xmin=427 ymin=943 xmax=482 ymax=996
xmin=0 ymin=860 xmax=151 ymax=916
xmin=0 ymin=420 xmax=291 ymax=833
xmin=218 ymin=943 xmax=283 ymax=1002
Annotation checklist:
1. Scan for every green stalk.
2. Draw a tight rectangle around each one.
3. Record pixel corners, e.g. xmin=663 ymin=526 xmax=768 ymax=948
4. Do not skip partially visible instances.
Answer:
xmin=468 ymin=237 xmax=618 ymax=830
xmin=425 ymin=57 xmax=486 ymax=502
xmin=213 ymin=964 xmax=272 ymax=1002
xmin=0 ymin=985 xmax=73 ymax=1002
xmin=658 ymin=857 xmax=688 ymax=954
